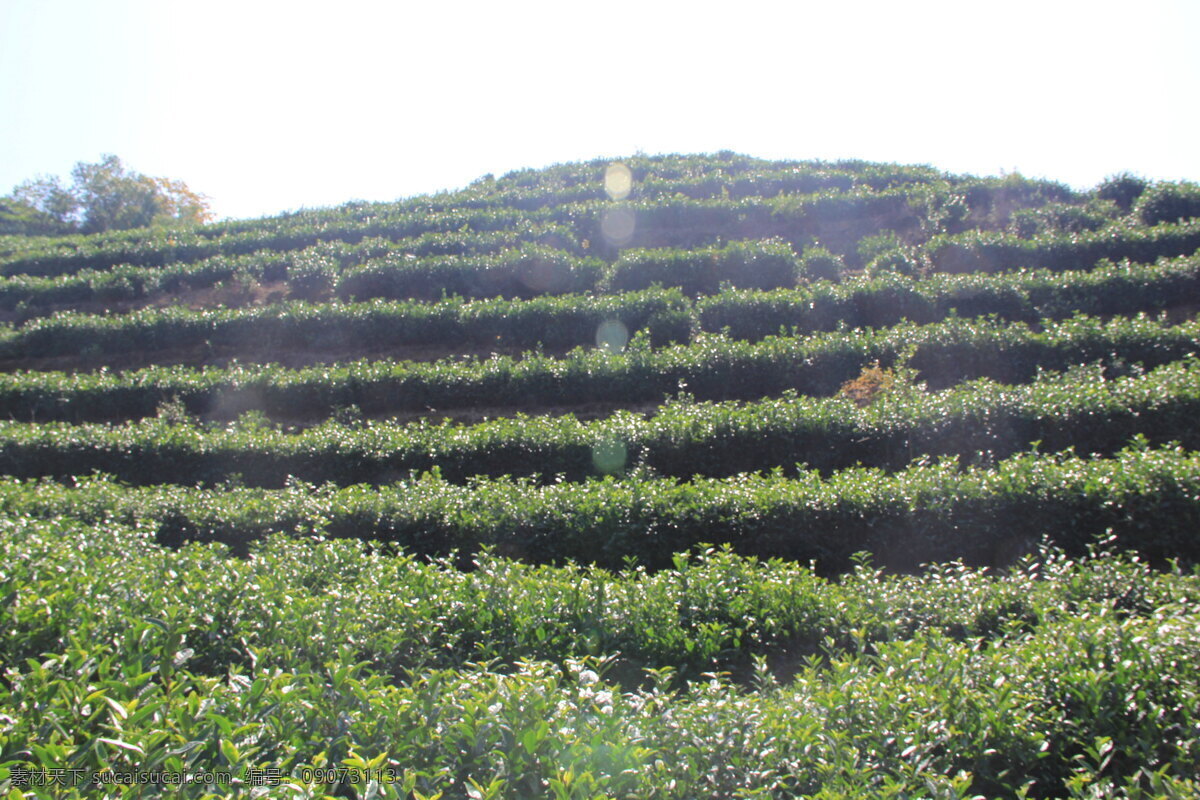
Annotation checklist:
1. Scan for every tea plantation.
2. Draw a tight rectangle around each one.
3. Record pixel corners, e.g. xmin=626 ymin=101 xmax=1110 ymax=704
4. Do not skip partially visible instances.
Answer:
xmin=1 ymin=155 xmax=1198 ymax=798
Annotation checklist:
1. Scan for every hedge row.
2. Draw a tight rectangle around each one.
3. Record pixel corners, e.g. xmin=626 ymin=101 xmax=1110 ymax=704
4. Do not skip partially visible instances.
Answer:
xmin=8 ymin=515 xmax=1197 ymax=798
xmin=556 ymin=187 xmax=921 ymax=257
xmin=0 ymin=205 xmax=547 ymax=278
xmin=0 ymin=158 xmax=953 ymax=270
xmin=12 ymin=510 xmax=1190 ymax=696
xmin=925 ymin=219 xmax=1200 ymax=275
xmin=7 ymin=249 xmax=1200 ymax=367
xmin=601 ymin=239 xmax=801 ymax=294
xmin=0 ymin=225 xmax=582 ymax=311
xmin=0 ymin=288 xmax=689 ymax=362
xmin=1 ymin=313 xmax=1195 ymax=424
xmin=0 ymin=183 xmax=932 ymax=281
xmin=3 ymin=189 xmax=1178 ymax=314
xmin=696 ymin=251 xmax=1200 ymax=338
xmin=404 ymin=159 xmax=940 ymax=216
xmin=2 ymin=359 xmax=1199 ymax=487
xmin=334 ymin=239 xmax=815 ymax=303
xmin=0 ymin=235 xmax=827 ymax=315
xmin=3 ymin=444 xmax=1196 ymax=571
xmin=333 ymin=244 xmax=604 ymax=301
xmin=10 ymin=223 xmax=1193 ymax=341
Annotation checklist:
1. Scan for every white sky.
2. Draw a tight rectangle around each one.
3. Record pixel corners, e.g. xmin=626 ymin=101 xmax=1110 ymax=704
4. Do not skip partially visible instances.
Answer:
xmin=2 ymin=0 xmax=1198 ymax=220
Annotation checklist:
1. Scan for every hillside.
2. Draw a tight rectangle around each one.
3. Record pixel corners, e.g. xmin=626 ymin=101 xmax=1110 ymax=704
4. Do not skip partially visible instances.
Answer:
xmin=2 ymin=154 xmax=1199 ymax=798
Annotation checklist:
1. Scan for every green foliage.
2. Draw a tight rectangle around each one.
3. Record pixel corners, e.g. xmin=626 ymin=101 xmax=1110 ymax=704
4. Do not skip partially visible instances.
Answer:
xmin=0 ymin=204 xmax=543 ymax=278
xmin=0 ymin=196 xmax=74 ymax=236
xmin=1 ymin=514 xmax=1197 ymax=797
xmin=863 ymin=247 xmax=920 ymax=278
xmin=645 ymin=307 xmax=695 ymax=347
xmin=336 ymin=244 xmax=602 ymax=302
xmin=1008 ymin=200 xmax=1115 ymax=238
xmin=7 ymin=334 xmax=1200 ymax=493
xmin=0 ymin=287 xmax=688 ymax=363
xmin=798 ymin=245 xmax=846 ymax=282
xmin=3 ymin=442 xmax=1200 ymax=571
xmin=0 ymin=225 xmax=578 ymax=313
xmin=5 ymin=154 xmax=212 ymax=234
xmin=855 ymin=230 xmax=904 ymax=263
xmin=5 ymin=311 xmax=1199 ymax=426
xmin=286 ymin=251 xmax=338 ymax=300
xmin=926 ymin=218 xmax=1200 ymax=274
xmin=603 ymin=239 xmax=799 ymax=295
xmin=1096 ymin=171 xmax=1148 ymax=213
xmin=5 ymin=153 xmax=1200 ymax=797
xmin=1135 ymin=180 xmax=1200 ymax=226
xmin=698 ymin=252 xmax=1200 ymax=339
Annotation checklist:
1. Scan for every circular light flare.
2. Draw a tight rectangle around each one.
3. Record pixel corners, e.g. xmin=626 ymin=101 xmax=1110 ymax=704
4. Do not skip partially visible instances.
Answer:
xmin=604 ymin=163 xmax=633 ymax=201
xmin=592 ymin=437 xmax=628 ymax=475
xmin=600 ymin=206 xmax=635 ymax=247
xmin=595 ymin=319 xmax=629 ymax=353
xmin=518 ymin=257 xmax=568 ymax=293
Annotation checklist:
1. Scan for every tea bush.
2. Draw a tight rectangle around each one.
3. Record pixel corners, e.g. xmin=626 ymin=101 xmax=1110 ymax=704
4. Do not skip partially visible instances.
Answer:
xmin=5 ymin=312 xmax=1195 ymax=424
xmin=2 ymin=443 xmax=1198 ymax=570
xmin=1 ymin=514 xmax=1197 ymax=798
xmin=4 ymin=154 xmax=1200 ymax=798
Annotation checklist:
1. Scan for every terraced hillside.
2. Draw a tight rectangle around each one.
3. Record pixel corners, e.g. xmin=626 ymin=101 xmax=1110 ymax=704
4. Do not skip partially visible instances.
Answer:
xmin=2 ymin=155 xmax=1199 ymax=798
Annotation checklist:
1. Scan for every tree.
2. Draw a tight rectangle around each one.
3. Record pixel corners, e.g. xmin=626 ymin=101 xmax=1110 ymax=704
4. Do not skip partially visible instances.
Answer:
xmin=0 ymin=196 xmax=73 ymax=236
xmin=10 ymin=174 xmax=78 ymax=226
xmin=3 ymin=155 xmax=212 ymax=235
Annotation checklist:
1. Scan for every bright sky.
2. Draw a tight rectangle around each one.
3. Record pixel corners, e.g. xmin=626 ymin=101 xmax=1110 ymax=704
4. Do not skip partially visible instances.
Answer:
xmin=3 ymin=0 xmax=1198 ymax=221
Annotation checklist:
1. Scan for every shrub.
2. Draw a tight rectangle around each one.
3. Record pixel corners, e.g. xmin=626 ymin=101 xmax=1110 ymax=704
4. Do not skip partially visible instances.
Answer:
xmin=1008 ymin=201 xmax=1113 ymax=238
xmin=646 ymin=308 xmax=694 ymax=347
xmin=603 ymin=239 xmax=799 ymax=295
xmin=838 ymin=362 xmax=896 ymax=407
xmin=864 ymin=248 xmax=920 ymax=277
xmin=287 ymin=253 xmax=337 ymax=300
xmin=1097 ymin=172 xmax=1148 ymax=213
xmin=798 ymin=245 xmax=845 ymax=282
xmin=1136 ymin=180 xmax=1200 ymax=225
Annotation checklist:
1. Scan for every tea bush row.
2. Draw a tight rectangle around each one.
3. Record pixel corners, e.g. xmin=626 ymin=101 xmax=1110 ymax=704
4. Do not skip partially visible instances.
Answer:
xmin=925 ymin=218 xmax=1200 ymax=275
xmin=0 ymin=225 xmax=581 ymax=311
xmin=332 ymin=243 xmax=602 ymax=301
xmin=0 ymin=204 xmax=548 ymax=278
xmin=1 ymin=159 xmax=1168 ymax=292
xmin=0 ymin=234 xmax=845 ymax=315
xmin=0 ymin=184 xmax=863 ymax=278
xmin=0 ymin=154 xmax=1018 ymax=255
xmin=331 ymin=239 xmax=812 ymax=303
xmin=8 ymin=249 xmax=1200 ymax=368
xmin=0 ymin=158 xmax=950 ymax=275
xmin=698 ymin=251 xmax=1200 ymax=339
xmin=2 ymin=481 xmax=1198 ymax=679
xmin=4 ymin=512 xmax=1196 ymax=797
xmin=0 ymin=182 xmax=961 ymax=282
xmin=0 ymin=288 xmax=689 ymax=363
xmin=600 ymin=238 xmax=801 ymax=294
xmin=2 ymin=313 xmax=1196 ymax=424
xmin=6 ymin=359 xmax=1200 ymax=486
xmin=3 ymin=429 xmax=1200 ymax=570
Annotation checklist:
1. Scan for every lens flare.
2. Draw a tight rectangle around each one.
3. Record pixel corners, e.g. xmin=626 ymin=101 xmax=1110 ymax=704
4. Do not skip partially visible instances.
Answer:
xmin=592 ymin=437 xmax=627 ymax=475
xmin=600 ymin=206 xmax=635 ymax=246
xmin=518 ymin=258 xmax=568 ymax=293
xmin=595 ymin=319 xmax=629 ymax=353
xmin=604 ymin=163 xmax=633 ymax=201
